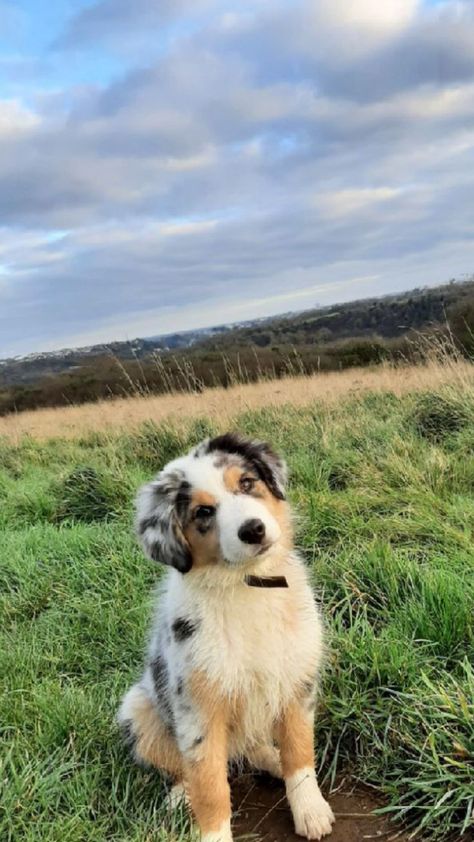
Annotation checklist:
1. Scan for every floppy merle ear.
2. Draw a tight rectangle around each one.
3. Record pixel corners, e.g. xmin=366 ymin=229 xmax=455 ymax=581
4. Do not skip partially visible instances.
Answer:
xmin=248 ymin=439 xmax=288 ymax=500
xmin=205 ymin=433 xmax=288 ymax=500
xmin=134 ymin=469 xmax=192 ymax=573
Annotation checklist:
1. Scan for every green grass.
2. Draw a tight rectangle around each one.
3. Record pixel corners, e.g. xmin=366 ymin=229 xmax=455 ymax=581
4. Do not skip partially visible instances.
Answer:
xmin=1 ymin=386 xmax=473 ymax=841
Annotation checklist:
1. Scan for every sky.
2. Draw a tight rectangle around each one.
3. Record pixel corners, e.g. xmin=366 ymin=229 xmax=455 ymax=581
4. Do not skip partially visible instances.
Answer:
xmin=1 ymin=0 xmax=474 ymax=358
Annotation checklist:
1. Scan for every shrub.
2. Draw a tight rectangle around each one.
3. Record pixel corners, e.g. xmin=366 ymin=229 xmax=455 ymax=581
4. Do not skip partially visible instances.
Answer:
xmin=410 ymin=392 xmax=473 ymax=442
xmin=327 ymin=463 xmax=351 ymax=491
xmin=409 ymin=392 xmax=471 ymax=442
xmin=53 ymin=466 xmax=126 ymax=523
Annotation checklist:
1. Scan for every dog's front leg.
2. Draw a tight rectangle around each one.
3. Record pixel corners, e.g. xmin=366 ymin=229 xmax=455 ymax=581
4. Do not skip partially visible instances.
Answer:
xmin=277 ymin=701 xmax=334 ymax=840
xmin=182 ymin=703 xmax=232 ymax=842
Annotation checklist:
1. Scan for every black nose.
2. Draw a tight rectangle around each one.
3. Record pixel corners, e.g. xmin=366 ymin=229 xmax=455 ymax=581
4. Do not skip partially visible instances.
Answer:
xmin=238 ymin=518 xmax=266 ymax=545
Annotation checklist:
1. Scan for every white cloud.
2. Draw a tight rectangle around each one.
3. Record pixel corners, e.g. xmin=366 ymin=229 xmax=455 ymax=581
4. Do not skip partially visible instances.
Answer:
xmin=159 ymin=219 xmax=218 ymax=236
xmin=317 ymin=187 xmax=402 ymax=219
xmin=0 ymin=99 xmax=40 ymax=136
xmin=304 ymin=0 xmax=419 ymax=57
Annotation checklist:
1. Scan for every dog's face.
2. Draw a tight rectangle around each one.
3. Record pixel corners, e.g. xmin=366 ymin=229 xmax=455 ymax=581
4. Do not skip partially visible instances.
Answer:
xmin=135 ymin=433 xmax=289 ymax=573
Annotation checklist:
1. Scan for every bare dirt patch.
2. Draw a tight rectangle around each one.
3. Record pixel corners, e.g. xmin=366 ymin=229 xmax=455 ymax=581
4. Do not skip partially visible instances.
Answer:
xmin=232 ymin=773 xmax=411 ymax=842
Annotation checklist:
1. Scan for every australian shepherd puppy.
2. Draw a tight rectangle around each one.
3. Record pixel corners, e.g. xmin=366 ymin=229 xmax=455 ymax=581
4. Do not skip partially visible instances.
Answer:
xmin=118 ymin=433 xmax=334 ymax=842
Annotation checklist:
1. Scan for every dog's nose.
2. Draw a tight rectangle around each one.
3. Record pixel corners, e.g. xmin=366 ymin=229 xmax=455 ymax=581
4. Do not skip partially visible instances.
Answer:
xmin=238 ymin=518 xmax=266 ymax=544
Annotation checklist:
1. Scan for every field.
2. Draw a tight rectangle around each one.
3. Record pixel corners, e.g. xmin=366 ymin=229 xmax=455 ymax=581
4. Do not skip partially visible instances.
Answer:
xmin=2 ymin=357 xmax=473 ymax=442
xmin=1 ymin=361 xmax=474 ymax=841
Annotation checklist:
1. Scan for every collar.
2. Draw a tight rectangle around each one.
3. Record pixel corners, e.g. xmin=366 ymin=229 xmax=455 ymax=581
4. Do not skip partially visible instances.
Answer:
xmin=244 ymin=574 xmax=289 ymax=589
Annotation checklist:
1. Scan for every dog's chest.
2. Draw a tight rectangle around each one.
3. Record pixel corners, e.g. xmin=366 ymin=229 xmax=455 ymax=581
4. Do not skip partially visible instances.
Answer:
xmin=164 ymin=569 xmax=323 ymax=707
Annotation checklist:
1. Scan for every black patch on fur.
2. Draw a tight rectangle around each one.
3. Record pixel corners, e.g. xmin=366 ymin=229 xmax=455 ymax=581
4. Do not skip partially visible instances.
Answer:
xmin=150 ymin=656 xmax=175 ymax=732
xmin=146 ymin=524 xmax=192 ymax=573
xmin=176 ymin=677 xmax=184 ymax=695
xmin=150 ymin=655 xmax=167 ymax=691
xmin=137 ymin=514 xmax=159 ymax=535
xmin=206 ymin=433 xmax=286 ymax=500
xmin=172 ymin=617 xmax=198 ymax=642
xmin=174 ymin=544 xmax=193 ymax=574
xmin=176 ymin=480 xmax=191 ymax=523
xmin=120 ymin=719 xmax=137 ymax=751
xmin=148 ymin=542 xmax=161 ymax=562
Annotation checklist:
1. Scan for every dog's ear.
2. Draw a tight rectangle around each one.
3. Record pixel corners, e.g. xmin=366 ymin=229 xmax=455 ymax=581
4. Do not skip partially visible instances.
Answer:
xmin=135 ymin=469 xmax=192 ymax=573
xmin=247 ymin=439 xmax=288 ymax=500
xmin=205 ymin=433 xmax=288 ymax=500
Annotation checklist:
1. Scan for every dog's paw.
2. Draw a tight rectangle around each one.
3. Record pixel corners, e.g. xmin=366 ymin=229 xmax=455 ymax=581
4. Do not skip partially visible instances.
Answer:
xmin=292 ymin=794 xmax=334 ymax=840
xmin=286 ymin=768 xmax=335 ymax=840
xmin=201 ymin=818 xmax=233 ymax=842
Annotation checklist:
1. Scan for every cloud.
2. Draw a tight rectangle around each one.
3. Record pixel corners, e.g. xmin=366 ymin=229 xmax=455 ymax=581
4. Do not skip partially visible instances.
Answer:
xmin=0 ymin=0 xmax=473 ymax=356
xmin=280 ymin=0 xmax=419 ymax=65
xmin=0 ymin=99 xmax=40 ymax=136
xmin=54 ymin=0 xmax=214 ymax=50
xmin=222 ymin=0 xmax=474 ymax=100
xmin=317 ymin=187 xmax=402 ymax=219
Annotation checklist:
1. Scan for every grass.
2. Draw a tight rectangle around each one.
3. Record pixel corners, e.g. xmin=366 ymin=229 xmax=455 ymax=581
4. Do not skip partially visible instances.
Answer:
xmin=1 ymin=365 xmax=474 ymax=841
xmin=2 ymin=356 xmax=474 ymax=442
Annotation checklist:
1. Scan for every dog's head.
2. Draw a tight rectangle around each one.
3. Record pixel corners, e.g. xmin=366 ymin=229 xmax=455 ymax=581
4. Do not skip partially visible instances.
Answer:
xmin=135 ymin=432 xmax=289 ymax=573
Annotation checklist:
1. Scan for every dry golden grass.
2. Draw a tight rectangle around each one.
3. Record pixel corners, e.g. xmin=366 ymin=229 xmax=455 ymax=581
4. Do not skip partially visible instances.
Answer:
xmin=2 ymin=357 xmax=473 ymax=442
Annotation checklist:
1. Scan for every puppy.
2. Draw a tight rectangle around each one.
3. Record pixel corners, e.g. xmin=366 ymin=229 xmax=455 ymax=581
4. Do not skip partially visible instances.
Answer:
xmin=118 ymin=432 xmax=334 ymax=842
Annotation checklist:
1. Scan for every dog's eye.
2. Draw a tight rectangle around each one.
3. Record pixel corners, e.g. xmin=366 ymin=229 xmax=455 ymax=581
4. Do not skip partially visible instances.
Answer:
xmin=239 ymin=476 xmax=256 ymax=494
xmin=194 ymin=505 xmax=215 ymax=519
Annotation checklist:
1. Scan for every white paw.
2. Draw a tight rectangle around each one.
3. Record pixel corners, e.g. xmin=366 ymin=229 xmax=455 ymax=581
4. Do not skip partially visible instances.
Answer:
xmin=164 ymin=782 xmax=190 ymax=812
xmin=286 ymin=768 xmax=335 ymax=840
xmin=292 ymin=793 xmax=334 ymax=840
xmin=201 ymin=818 xmax=233 ymax=842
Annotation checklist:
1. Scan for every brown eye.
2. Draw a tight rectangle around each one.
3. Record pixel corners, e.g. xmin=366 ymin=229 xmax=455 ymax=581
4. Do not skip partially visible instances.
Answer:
xmin=194 ymin=505 xmax=215 ymax=519
xmin=239 ymin=476 xmax=256 ymax=494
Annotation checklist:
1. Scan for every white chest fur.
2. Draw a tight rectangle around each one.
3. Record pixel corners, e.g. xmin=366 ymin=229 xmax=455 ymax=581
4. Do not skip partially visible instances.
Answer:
xmin=152 ymin=553 xmax=324 ymax=754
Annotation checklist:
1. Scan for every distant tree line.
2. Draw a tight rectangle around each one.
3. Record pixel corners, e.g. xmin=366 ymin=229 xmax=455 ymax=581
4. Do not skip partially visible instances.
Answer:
xmin=1 ymin=279 xmax=473 ymax=416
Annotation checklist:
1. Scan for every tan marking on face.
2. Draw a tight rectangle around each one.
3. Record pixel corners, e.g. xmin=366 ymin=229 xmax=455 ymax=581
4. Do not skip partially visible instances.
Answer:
xmin=125 ymin=688 xmax=182 ymax=777
xmin=224 ymin=464 xmax=293 ymax=550
xmin=276 ymin=700 xmax=315 ymax=778
xmin=185 ymin=671 xmax=231 ymax=833
xmin=223 ymin=464 xmax=244 ymax=493
xmin=183 ymin=489 xmax=220 ymax=568
xmin=259 ymin=480 xmax=288 ymax=519
xmin=191 ymin=489 xmax=217 ymax=510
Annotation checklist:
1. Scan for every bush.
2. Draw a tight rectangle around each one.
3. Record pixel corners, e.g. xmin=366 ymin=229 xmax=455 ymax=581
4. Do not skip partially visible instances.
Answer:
xmin=53 ymin=466 xmax=126 ymax=523
xmin=409 ymin=392 xmax=471 ymax=442
xmin=448 ymin=296 xmax=474 ymax=354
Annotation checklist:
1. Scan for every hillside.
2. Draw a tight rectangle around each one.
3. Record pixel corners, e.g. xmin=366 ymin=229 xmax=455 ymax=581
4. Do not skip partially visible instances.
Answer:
xmin=196 ymin=279 xmax=474 ymax=350
xmin=1 ymin=277 xmax=474 ymax=416
xmin=0 ymin=326 xmax=237 ymax=387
